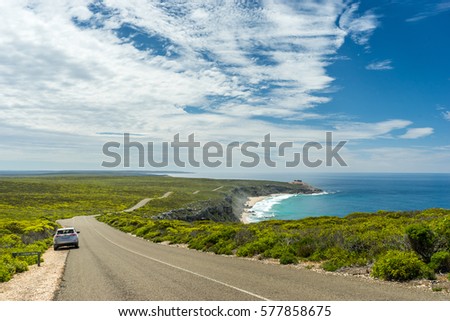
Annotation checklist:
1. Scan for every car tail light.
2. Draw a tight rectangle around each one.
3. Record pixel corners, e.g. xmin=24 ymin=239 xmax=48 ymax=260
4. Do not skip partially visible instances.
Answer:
xmin=69 ymin=233 xmax=77 ymax=236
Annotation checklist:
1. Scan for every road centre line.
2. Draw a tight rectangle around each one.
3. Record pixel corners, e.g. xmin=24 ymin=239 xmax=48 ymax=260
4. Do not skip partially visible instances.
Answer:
xmin=88 ymin=217 xmax=270 ymax=301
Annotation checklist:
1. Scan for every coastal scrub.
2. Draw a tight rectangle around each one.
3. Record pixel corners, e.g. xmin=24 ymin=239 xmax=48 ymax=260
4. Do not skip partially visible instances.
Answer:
xmin=99 ymin=208 xmax=450 ymax=282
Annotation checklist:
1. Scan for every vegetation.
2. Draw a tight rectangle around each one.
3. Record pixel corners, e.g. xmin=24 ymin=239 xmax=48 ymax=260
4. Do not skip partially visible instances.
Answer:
xmin=371 ymin=250 xmax=433 ymax=281
xmin=99 ymin=208 xmax=450 ymax=281
xmin=0 ymin=174 xmax=298 ymax=281
xmin=0 ymin=175 xmax=253 ymax=221
xmin=429 ymin=251 xmax=450 ymax=273
xmin=405 ymin=224 xmax=436 ymax=262
xmin=1 ymin=175 xmax=449 ymax=284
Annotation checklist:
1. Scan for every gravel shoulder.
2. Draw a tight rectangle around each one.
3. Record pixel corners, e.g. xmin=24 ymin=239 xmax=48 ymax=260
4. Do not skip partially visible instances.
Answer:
xmin=55 ymin=216 xmax=450 ymax=300
xmin=0 ymin=248 xmax=68 ymax=301
xmin=2 ymin=216 xmax=449 ymax=300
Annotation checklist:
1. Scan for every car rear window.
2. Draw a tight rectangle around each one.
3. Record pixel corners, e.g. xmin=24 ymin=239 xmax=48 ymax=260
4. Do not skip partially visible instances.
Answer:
xmin=57 ymin=229 xmax=75 ymax=235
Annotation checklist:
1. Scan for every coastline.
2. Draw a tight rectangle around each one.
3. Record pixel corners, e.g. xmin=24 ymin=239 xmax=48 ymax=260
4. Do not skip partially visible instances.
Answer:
xmin=241 ymin=194 xmax=292 ymax=224
xmin=241 ymin=196 xmax=268 ymax=223
xmin=238 ymin=181 xmax=322 ymax=224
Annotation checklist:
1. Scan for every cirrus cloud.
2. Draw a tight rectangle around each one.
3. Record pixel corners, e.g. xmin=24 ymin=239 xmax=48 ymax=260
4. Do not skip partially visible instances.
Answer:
xmin=400 ymin=127 xmax=434 ymax=139
xmin=0 ymin=0 xmax=441 ymax=171
xmin=366 ymin=59 xmax=393 ymax=71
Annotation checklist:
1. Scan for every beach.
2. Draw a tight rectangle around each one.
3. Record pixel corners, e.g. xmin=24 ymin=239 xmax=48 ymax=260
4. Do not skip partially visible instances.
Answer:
xmin=241 ymin=194 xmax=293 ymax=223
xmin=241 ymin=196 xmax=268 ymax=223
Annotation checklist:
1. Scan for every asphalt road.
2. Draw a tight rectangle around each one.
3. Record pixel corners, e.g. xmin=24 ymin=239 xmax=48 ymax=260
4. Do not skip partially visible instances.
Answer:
xmin=55 ymin=216 xmax=448 ymax=301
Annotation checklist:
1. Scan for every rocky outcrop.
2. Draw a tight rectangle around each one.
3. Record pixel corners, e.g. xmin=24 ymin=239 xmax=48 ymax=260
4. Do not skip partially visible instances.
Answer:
xmin=154 ymin=181 xmax=321 ymax=222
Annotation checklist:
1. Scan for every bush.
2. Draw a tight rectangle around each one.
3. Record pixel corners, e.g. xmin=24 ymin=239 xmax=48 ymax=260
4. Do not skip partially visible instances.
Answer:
xmin=294 ymin=237 xmax=317 ymax=258
xmin=406 ymin=224 xmax=435 ymax=262
xmin=429 ymin=251 xmax=450 ymax=273
xmin=236 ymin=234 xmax=279 ymax=257
xmin=371 ymin=250 xmax=433 ymax=281
xmin=279 ymin=253 xmax=298 ymax=265
xmin=13 ymin=259 xmax=29 ymax=273
xmin=208 ymin=239 xmax=235 ymax=255
xmin=0 ymin=265 xmax=12 ymax=282
xmin=321 ymin=258 xmax=346 ymax=272
xmin=0 ymin=255 xmax=16 ymax=282
xmin=0 ymin=234 xmax=22 ymax=248
xmin=263 ymin=244 xmax=295 ymax=259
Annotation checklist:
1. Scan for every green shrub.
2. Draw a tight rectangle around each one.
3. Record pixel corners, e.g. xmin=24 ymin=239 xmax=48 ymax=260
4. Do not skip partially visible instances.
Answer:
xmin=0 ymin=234 xmax=21 ymax=248
xmin=187 ymin=226 xmax=236 ymax=252
xmin=371 ymin=250 xmax=433 ymax=281
xmin=0 ymin=255 xmax=17 ymax=282
xmin=429 ymin=251 xmax=450 ymax=273
xmin=406 ymin=224 xmax=435 ymax=262
xmin=263 ymin=243 xmax=295 ymax=259
xmin=433 ymin=219 xmax=450 ymax=250
xmin=135 ymin=223 xmax=156 ymax=238
xmin=294 ymin=237 xmax=317 ymax=258
xmin=4 ymin=221 xmax=25 ymax=234
xmin=321 ymin=258 xmax=346 ymax=272
xmin=236 ymin=234 xmax=279 ymax=257
xmin=13 ymin=259 xmax=29 ymax=273
xmin=279 ymin=253 xmax=298 ymax=265
xmin=208 ymin=239 xmax=236 ymax=255
xmin=234 ymin=228 xmax=255 ymax=246
xmin=0 ymin=264 xmax=12 ymax=282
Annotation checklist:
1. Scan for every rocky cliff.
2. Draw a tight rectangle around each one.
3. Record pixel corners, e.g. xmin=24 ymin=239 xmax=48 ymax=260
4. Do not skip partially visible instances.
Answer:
xmin=154 ymin=181 xmax=321 ymax=222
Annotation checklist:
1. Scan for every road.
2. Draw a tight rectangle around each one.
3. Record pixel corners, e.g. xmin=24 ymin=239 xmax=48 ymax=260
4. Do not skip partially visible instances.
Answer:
xmin=55 ymin=216 xmax=448 ymax=301
xmin=123 ymin=192 xmax=173 ymax=212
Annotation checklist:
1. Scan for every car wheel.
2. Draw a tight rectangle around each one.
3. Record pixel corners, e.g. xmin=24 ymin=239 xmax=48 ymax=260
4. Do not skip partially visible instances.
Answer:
xmin=54 ymin=245 xmax=58 ymax=251
xmin=74 ymin=243 xmax=79 ymax=249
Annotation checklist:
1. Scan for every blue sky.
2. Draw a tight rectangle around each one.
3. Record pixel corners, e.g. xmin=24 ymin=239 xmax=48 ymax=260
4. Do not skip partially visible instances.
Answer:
xmin=0 ymin=0 xmax=449 ymax=172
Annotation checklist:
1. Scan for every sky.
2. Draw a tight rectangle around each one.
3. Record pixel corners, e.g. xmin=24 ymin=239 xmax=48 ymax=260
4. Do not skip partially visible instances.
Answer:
xmin=0 ymin=0 xmax=449 ymax=173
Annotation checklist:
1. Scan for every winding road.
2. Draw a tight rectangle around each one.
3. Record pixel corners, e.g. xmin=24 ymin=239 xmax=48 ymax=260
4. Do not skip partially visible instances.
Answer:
xmin=123 ymin=192 xmax=173 ymax=212
xmin=55 ymin=216 xmax=448 ymax=301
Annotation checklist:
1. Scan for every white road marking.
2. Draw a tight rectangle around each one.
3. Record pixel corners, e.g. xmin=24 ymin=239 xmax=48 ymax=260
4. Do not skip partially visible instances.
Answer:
xmin=86 ymin=217 xmax=270 ymax=301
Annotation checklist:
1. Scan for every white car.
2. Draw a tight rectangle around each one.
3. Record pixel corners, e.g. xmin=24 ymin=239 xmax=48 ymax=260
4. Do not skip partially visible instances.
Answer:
xmin=53 ymin=227 xmax=80 ymax=250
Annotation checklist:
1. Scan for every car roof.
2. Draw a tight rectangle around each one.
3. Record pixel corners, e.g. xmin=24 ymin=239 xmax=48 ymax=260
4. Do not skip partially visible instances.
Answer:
xmin=57 ymin=227 xmax=75 ymax=230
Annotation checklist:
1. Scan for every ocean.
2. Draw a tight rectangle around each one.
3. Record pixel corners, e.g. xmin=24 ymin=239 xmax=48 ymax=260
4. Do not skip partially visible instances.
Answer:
xmin=244 ymin=173 xmax=450 ymax=222
xmin=1 ymin=170 xmax=449 ymax=222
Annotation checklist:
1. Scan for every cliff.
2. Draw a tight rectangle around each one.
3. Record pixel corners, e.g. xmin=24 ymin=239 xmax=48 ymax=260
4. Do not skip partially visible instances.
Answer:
xmin=154 ymin=181 xmax=321 ymax=222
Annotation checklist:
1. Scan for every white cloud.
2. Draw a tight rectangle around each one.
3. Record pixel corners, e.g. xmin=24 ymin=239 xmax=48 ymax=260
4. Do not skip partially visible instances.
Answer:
xmin=0 ymin=0 xmax=440 ymax=171
xmin=333 ymin=119 xmax=412 ymax=139
xmin=406 ymin=1 xmax=450 ymax=22
xmin=366 ymin=59 xmax=393 ymax=71
xmin=0 ymin=0 xmax=383 ymax=139
xmin=338 ymin=2 xmax=379 ymax=47
xmin=442 ymin=111 xmax=450 ymax=121
xmin=400 ymin=127 xmax=434 ymax=139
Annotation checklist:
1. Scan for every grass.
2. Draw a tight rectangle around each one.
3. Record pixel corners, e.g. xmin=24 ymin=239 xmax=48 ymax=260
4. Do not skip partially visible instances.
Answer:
xmin=0 ymin=175 xmax=241 ymax=220
xmin=0 ymin=174 xmax=298 ymax=281
xmin=99 ymin=208 xmax=450 ymax=281
xmin=1 ymin=174 xmax=449 ymax=283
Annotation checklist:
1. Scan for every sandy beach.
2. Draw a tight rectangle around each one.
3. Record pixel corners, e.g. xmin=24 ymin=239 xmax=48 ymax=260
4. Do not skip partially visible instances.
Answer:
xmin=241 ymin=196 xmax=267 ymax=223
xmin=241 ymin=194 xmax=294 ymax=223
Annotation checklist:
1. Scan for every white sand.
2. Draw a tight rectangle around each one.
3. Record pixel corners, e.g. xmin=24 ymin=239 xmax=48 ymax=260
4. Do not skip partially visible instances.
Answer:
xmin=240 ymin=196 xmax=269 ymax=223
xmin=240 ymin=194 xmax=294 ymax=224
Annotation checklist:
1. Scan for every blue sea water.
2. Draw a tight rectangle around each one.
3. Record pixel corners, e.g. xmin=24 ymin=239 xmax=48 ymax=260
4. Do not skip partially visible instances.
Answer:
xmin=2 ymin=170 xmax=449 ymax=222
xmin=245 ymin=173 xmax=450 ymax=222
